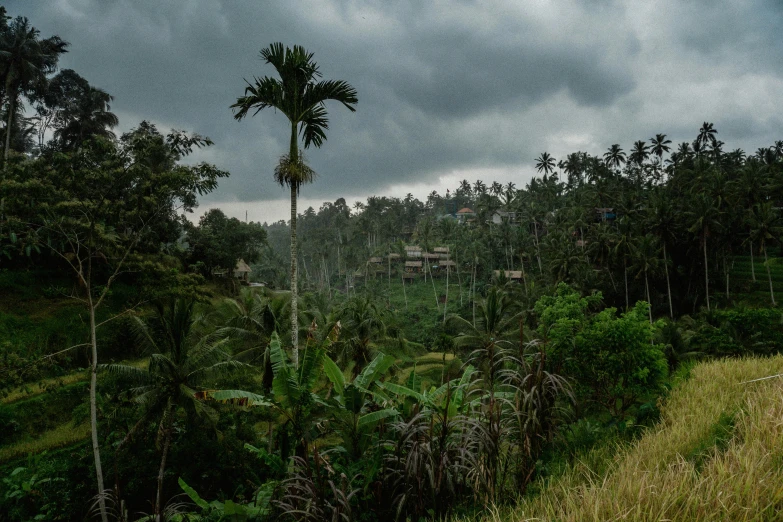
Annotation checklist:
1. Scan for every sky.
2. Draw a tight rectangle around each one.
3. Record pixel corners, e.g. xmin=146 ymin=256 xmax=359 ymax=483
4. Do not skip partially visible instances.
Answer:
xmin=8 ymin=0 xmax=783 ymax=223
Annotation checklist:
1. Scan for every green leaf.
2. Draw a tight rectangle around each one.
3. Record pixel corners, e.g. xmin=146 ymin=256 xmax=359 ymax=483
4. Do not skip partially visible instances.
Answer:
xmin=358 ymin=408 xmax=398 ymax=429
xmin=200 ymin=389 xmax=273 ymax=407
xmin=380 ymin=381 xmax=425 ymax=402
xmin=355 ymin=353 xmax=395 ymax=390
xmin=323 ymin=354 xmax=345 ymax=396
xmin=178 ymin=477 xmax=209 ymax=510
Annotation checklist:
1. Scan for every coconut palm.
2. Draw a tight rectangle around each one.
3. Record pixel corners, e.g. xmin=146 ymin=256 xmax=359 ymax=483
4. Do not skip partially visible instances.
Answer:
xmin=603 ymin=144 xmax=626 ymax=171
xmin=535 ymin=152 xmax=556 ymax=175
xmin=629 ymin=140 xmax=650 ymax=167
xmin=107 ymin=299 xmax=244 ymax=522
xmin=748 ymin=203 xmax=783 ymax=305
xmin=232 ymin=43 xmax=357 ymax=367
xmin=649 ymin=133 xmax=672 ymax=160
xmin=696 ymin=122 xmax=718 ymax=151
xmin=687 ymin=193 xmax=722 ymax=311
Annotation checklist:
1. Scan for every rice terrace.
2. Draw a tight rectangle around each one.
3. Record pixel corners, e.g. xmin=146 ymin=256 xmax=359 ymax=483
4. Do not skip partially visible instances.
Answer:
xmin=1 ymin=1 xmax=783 ymax=521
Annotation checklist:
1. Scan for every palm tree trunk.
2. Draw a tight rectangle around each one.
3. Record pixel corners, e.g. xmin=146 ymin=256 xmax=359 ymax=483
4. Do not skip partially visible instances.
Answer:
xmin=703 ymin=233 xmax=710 ymax=311
xmin=401 ymin=272 xmax=408 ymax=311
xmin=155 ymin=405 xmax=175 ymax=522
xmin=443 ymin=263 xmax=449 ymax=325
xmin=289 ymin=122 xmax=300 ymax=366
xmin=3 ymin=83 xmax=14 ymax=165
xmin=456 ymin=249 xmax=463 ymax=306
xmin=645 ymin=268 xmax=652 ymax=324
xmin=290 ymin=183 xmax=299 ymax=366
xmin=663 ymin=243 xmax=673 ymax=319
xmin=750 ymin=241 xmax=756 ymax=282
xmin=624 ymin=260 xmax=629 ymax=310
xmin=764 ymin=246 xmax=776 ymax=306
xmin=429 ymin=260 xmax=440 ymax=313
xmin=1 ymin=84 xmax=15 ymax=226
xmin=533 ymin=222 xmax=543 ymax=274
xmin=472 ymin=258 xmax=477 ymax=327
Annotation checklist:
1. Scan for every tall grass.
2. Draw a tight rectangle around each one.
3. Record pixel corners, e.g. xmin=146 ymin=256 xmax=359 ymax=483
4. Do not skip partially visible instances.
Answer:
xmin=461 ymin=356 xmax=783 ymax=522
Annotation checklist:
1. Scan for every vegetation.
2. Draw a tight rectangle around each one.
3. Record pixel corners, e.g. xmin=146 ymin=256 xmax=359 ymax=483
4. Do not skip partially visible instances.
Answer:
xmin=1 ymin=6 xmax=783 ymax=522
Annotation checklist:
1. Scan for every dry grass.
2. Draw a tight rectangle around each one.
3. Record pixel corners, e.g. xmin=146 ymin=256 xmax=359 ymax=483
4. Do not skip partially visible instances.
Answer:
xmin=0 ymin=421 xmax=90 ymax=463
xmin=461 ymin=356 xmax=783 ymax=522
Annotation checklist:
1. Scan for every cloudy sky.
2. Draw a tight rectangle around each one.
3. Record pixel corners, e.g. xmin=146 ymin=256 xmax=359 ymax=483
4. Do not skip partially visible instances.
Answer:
xmin=8 ymin=0 xmax=783 ymax=222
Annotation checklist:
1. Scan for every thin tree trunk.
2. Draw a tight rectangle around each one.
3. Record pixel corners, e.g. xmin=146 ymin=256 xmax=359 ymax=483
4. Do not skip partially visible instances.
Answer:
xmin=89 ymin=302 xmax=108 ymax=522
xmin=624 ymin=260 xmax=629 ymax=310
xmin=290 ymin=183 xmax=299 ymax=366
xmin=401 ymin=272 xmax=408 ymax=311
xmin=663 ymin=243 xmax=673 ymax=319
xmin=645 ymin=269 xmax=652 ymax=324
xmin=765 ymin=246 xmax=776 ymax=306
xmin=750 ymin=241 xmax=756 ymax=282
xmin=533 ymin=222 xmax=543 ymax=274
xmin=703 ymin=233 xmax=710 ymax=311
xmin=85 ymin=225 xmax=108 ymax=522
xmin=3 ymin=84 xmax=14 ymax=165
xmin=1 ymin=84 xmax=15 ymax=225
xmin=155 ymin=405 xmax=175 ymax=522
xmin=289 ymin=121 xmax=300 ymax=366
xmin=472 ymin=259 xmax=477 ymax=327
xmin=443 ymin=263 xmax=449 ymax=325
xmin=456 ymin=249 xmax=463 ymax=306
xmin=429 ymin=260 xmax=440 ymax=313
xmin=520 ymin=255 xmax=528 ymax=297
xmin=725 ymin=257 xmax=730 ymax=301
xmin=388 ymin=254 xmax=391 ymax=306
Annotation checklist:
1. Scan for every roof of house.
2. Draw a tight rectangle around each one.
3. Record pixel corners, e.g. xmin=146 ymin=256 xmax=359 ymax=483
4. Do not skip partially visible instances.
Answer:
xmin=368 ymin=257 xmax=383 ymax=263
xmin=456 ymin=207 xmax=475 ymax=214
xmin=387 ymin=253 xmax=401 ymax=259
xmin=405 ymin=245 xmax=422 ymax=251
xmin=423 ymin=253 xmax=440 ymax=259
xmin=433 ymin=246 xmax=450 ymax=253
xmin=440 ymin=260 xmax=456 ymax=267
xmin=235 ymin=259 xmax=252 ymax=273
xmin=405 ymin=261 xmax=423 ymax=267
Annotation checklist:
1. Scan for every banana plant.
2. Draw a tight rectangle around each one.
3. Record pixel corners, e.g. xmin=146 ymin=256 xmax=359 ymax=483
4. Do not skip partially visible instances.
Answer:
xmin=323 ymin=352 xmax=398 ymax=461
xmin=177 ymin=477 xmax=275 ymax=521
xmin=201 ymin=325 xmax=340 ymax=460
xmin=380 ymin=364 xmax=476 ymax=418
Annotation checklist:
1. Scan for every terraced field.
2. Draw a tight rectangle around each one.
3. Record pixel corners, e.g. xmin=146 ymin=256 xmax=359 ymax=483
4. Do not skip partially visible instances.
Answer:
xmin=730 ymin=255 xmax=783 ymax=303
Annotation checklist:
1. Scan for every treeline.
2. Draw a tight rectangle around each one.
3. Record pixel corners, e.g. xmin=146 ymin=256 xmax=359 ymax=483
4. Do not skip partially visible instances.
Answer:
xmin=271 ymin=124 xmax=783 ymax=317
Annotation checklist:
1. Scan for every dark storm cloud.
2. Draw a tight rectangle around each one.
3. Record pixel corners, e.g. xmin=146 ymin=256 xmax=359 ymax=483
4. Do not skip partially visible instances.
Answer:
xmin=5 ymin=0 xmax=783 ymax=217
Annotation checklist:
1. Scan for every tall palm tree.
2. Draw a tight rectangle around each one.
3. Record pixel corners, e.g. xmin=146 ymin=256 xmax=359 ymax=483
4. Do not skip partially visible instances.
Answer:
xmin=646 ymin=191 xmax=678 ymax=318
xmin=748 ymin=203 xmax=782 ymax=305
xmin=232 ymin=43 xmax=357 ymax=367
xmin=534 ymin=152 xmax=556 ymax=175
xmin=688 ymin=194 xmax=721 ymax=311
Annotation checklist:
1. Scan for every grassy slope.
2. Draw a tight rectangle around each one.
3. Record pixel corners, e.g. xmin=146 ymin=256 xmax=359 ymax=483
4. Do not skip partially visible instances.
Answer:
xmin=466 ymin=356 xmax=783 ymax=522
